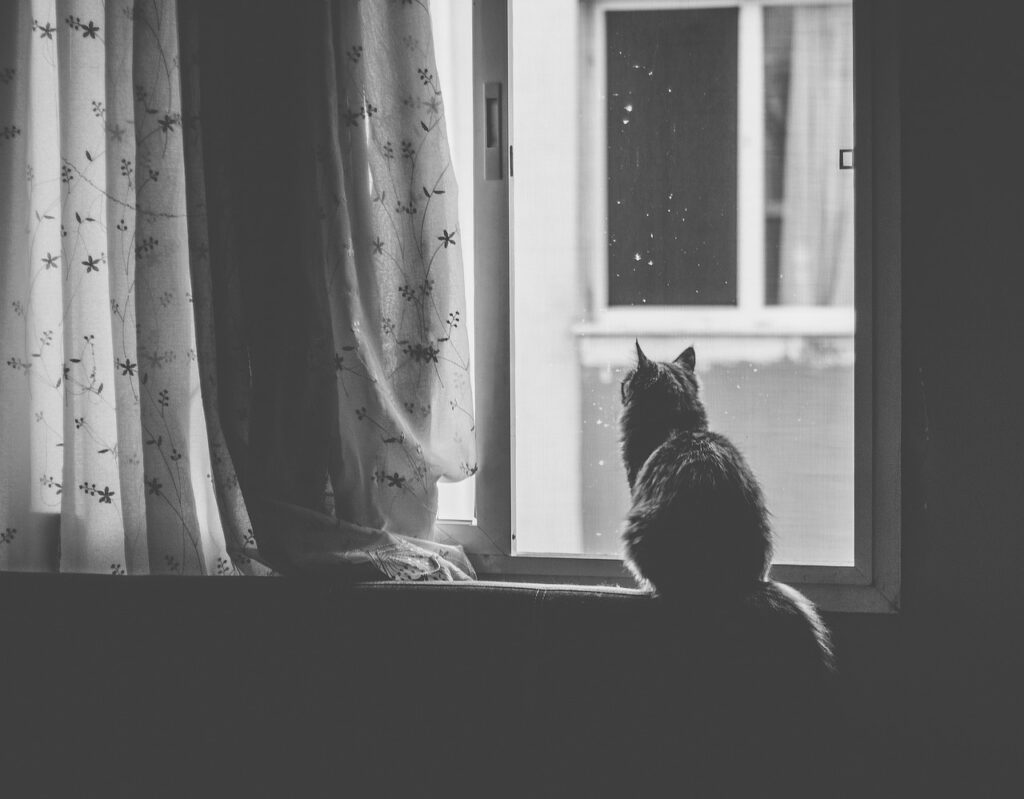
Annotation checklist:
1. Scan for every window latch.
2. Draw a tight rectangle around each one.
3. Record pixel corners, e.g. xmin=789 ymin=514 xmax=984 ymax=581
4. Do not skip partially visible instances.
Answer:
xmin=484 ymin=82 xmax=503 ymax=180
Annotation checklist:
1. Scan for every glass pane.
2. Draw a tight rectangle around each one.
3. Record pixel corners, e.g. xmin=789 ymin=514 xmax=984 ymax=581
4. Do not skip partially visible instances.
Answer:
xmin=607 ymin=9 xmax=738 ymax=306
xmin=765 ymin=4 xmax=855 ymax=306
xmin=578 ymin=342 xmax=854 ymax=566
xmin=511 ymin=1 xmax=854 ymax=566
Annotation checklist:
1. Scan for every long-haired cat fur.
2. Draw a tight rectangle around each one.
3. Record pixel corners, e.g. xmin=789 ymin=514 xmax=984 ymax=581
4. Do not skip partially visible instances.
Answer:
xmin=619 ymin=341 xmax=833 ymax=670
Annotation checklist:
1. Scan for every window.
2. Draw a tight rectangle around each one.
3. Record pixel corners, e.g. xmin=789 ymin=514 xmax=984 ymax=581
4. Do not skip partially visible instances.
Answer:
xmin=435 ymin=0 xmax=900 ymax=612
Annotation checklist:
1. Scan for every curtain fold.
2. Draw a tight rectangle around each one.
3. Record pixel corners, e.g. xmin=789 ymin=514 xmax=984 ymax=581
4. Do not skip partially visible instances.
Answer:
xmin=314 ymin=0 xmax=476 ymax=532
xmin=778 ymin=4 xmax=855 ymax=306
xmin=192 ymin=0 xmax=478 ymax=579
xmin=0 ymin=0 xmax=267 ymax=574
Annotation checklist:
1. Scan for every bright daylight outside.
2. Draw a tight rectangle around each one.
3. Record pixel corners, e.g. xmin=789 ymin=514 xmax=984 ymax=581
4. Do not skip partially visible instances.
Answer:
xmin=435 ymin=0 xmax=855 ymax=567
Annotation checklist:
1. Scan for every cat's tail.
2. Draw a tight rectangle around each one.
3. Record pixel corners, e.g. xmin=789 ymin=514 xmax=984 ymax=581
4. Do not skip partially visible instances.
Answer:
xmin=750 ymin=580 xmax=835 ymax=674
xmin=739 ymin=581 xmax=842 ymax=794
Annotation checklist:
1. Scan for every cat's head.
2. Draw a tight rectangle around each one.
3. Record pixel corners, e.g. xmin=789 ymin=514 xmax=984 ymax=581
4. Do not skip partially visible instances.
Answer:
xmin=619 ymin=342 xmax=708 ymax=488
xmin=620 ymin=341 xmax=707 ymax=431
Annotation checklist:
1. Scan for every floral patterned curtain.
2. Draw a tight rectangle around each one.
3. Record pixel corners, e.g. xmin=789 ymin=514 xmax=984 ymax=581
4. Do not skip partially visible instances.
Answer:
xmin=0 ymin=0 xmax=268 ymax=574
xmin=1 ymin=0 xmax=475 ymax=578
xmin=311 ymin=0 xmax=477 ymax=575
xmin=194 ymin=0 xmax=478 ymax=579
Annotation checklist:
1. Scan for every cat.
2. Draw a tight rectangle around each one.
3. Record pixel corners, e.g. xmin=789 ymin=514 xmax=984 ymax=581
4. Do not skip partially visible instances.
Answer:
xmin=619 ymin=341 xmax=833 ymax=668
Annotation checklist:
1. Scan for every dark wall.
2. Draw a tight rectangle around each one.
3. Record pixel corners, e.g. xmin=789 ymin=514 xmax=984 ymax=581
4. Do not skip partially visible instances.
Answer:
xmin=827 ymin=1 xmax=1024 ymax=792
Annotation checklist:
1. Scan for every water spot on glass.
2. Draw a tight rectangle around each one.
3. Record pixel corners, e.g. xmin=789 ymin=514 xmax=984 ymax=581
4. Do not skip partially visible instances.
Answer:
xmin=647 ymin=260 xmax=654 ymax=266
xmin=667 ymin=87 xmax=673 ymax=93
xmin=624 ymin=104 xmax=633 ymax=113
xmin=634 ymin=253 xmax=641 ymax=261
xmin=598 ymin=459 xmax=605 ymax=467
xmin=616 ymin=200 xmax=622 ymax=205
xmin=622 ymin=118 xmax=630 ymax=125
xmin=648 ymin=70 xmax=654 ymax=77
xmin=668 ymin=192 xmax=674 ymax=200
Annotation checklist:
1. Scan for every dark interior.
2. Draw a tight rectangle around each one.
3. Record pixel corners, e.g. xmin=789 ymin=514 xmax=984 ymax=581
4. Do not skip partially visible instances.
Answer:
xmin=0 ymin=576 xmax=842 ymax=796
xmin=2 ymin=0 xmax=1023 ymax=795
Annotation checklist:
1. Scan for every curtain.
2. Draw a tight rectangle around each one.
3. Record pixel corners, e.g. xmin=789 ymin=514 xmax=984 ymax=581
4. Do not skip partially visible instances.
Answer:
xmin=191 ymin=0 xmax=478 ymax=579
xmin=778 ymin=4 xmax=855 ymax=306
xmin=0 ymin=0 xmax=267 ymax=574
xmin=0 ymin=0 xmax=476 ymax=579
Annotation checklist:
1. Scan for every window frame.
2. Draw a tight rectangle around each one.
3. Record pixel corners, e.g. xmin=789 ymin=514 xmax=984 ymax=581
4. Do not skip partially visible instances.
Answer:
xmin=581 ymin=0 xmax=855 ymax=330
xmin=437 ymin=0 xmax=900 ymax=613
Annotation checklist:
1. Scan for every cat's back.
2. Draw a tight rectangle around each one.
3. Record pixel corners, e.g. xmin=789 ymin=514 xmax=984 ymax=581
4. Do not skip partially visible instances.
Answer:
xmin=626 ymin=429 xmax=772 ymax=592
xmin=640 ymin=428 xmax=759 ymax=490
xmin=636 ymin=428 xmax=768 ymax=539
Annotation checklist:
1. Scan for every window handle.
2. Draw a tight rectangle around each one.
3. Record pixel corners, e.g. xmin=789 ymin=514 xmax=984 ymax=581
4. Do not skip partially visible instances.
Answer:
xmin=839 ymin=148 xmax=854 ymax=169
xmin=485 ymin=82 xmax=503 ymax=180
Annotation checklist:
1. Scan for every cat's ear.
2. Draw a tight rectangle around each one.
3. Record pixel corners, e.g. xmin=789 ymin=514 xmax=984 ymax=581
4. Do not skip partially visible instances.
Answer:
xmin=635 ymin=339 xmax=653 ymax=369
xmin=674 ymin=346 xmax=696 ymax=371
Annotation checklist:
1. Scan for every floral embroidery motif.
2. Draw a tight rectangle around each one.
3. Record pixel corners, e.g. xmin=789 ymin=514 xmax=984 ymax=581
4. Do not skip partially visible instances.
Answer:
xmin=32 ymin=20 xmax=56 ymax=40
xmin=65 ymin=16 xmax=100 ymax=39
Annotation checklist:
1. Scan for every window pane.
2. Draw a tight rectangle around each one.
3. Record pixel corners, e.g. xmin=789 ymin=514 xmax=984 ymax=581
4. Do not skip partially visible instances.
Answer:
xmin=607 ymin=9 xmax=738 ymax=306
xmin=510 ymin=1 xmax=854 ymax=566
xmin=578 ymin=344 xmax=854 ymax=566
xmin=766 ymin=4 xmax=854 ymax=306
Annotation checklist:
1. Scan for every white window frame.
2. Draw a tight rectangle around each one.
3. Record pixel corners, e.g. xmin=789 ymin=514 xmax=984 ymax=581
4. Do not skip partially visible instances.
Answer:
xmin=437 ymin=0 xmax=900 ymax=613
xmin=578 ymin=0 xmax=854 ymax=341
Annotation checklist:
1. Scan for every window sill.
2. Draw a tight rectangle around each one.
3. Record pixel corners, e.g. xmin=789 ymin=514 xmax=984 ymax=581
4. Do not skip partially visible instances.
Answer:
xmin=572 ymin=308 xmax=855 ymax=366
xmin=572 ymin=306 xmax=855 ymax=338
xmin=462 ymin=551 xmax=897 ymax=613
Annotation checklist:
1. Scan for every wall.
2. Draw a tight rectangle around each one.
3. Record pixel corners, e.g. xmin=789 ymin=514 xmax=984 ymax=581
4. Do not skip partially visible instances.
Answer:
xmin=827 ymin=1 xmax=1024 ymax=792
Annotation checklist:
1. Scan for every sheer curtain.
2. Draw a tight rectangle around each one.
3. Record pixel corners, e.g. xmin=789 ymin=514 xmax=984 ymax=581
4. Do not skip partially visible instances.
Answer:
xmin=192 ymin=0 xmax=478 ymax=579
xmin=0 ymin=0 xmax=476 ymax=579
xmin=778 ymin=4 xmax=855 ymax=306
xmin=0 ymin=0 xmax=266 ymax=574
